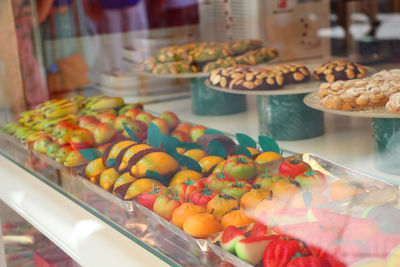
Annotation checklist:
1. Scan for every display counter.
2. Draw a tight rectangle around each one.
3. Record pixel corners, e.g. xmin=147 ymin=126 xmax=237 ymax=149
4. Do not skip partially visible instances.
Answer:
xmin=0 ymin=94 xmax=399 ymax=266
xmin=0 ymin=144 xmax=171 ymax=266
xmin=2 ymin=0 xmax=400 ymax=264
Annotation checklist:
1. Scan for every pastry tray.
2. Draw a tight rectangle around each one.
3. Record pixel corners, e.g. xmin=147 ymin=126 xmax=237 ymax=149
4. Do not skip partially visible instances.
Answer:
xmin=204 ymin=65 xmax=376 ymax=96
xmin=205 ymin=79 xmax=320 ymax=95
xmin=135 ymin=71 xmax=210 ymax=79
xmin=304 ymin=92 xmax=400 ymax=118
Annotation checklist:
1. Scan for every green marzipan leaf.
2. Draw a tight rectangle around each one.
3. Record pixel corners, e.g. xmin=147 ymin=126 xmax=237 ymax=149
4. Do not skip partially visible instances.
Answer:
xmin=145 ymin=170 xmax=166 ymax=185
xmin=122 ymin=123 xmax=139 ymax=142
xmin=106 ymin=158 xmax=116 ymax=168
xmin=162 ymin=135 xmax=178 ymax=156
xmin=236 ymin=133 xmax=257 ymax=148
xmin=178 ymin=155 xmax=202 ymax=172
xmin=180 ymin=142 xmax=205 ymax=151
xmin=79 ymin=148 xmax=102 ymax=162
xmin=258 ymin=135 xmax=280 ymax=154
xmin=204 ymin=129 xmax=224 ymax=135
xmin=147 ymin=122 xmax=163 ymax=149
xmin=168 ymin=136 xmax=182 ymax=147
xmin=208 ymin=139 xmax=226 ymax=158
xmin=170 ymin=152 xmax=182 ymax=162
xmin=235 ymin=145 xmax=252 ymax=158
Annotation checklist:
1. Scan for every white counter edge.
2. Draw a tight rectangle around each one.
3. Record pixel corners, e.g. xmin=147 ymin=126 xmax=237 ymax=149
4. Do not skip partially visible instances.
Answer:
xmin=0 ymin=155 xmax=170 ymax=267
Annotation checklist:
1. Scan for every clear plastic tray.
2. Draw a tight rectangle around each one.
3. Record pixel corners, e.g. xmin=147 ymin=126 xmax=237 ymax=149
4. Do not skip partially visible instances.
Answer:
xmin=0 ymin=130 xmax=393 ymax=266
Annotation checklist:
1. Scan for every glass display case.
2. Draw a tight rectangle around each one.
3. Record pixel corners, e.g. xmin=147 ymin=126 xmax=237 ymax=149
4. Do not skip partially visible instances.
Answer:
xmin=1 ymin=0 xmax=400 ymax=266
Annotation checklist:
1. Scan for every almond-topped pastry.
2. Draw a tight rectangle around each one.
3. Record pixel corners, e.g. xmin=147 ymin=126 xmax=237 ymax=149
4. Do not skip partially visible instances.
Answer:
xmin=234 ymin=48 xmax=278 ymax=65
xmin=270 ymin=64 xmax=310 ymax=83
xmin=208 ymin=64 xmax=310 ymax=91
xmin=386 ymin=92 xmax=400 ymax=113
xmin=140 ymin=40 xmax=278 ymax=74
xmin=318 ymin=69 xmax=400 ymax=111
xmin=318 ymin=79 xmax=368 ymax=99
xmin=313 ymin=60 xmax=368 ymax=82
xmin=209 ymin=66 xmax=283 ymax=91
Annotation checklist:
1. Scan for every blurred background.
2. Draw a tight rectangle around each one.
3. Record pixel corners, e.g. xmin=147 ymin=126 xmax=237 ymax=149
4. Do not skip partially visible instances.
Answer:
xmin=0 ymin=0 xmax=399 ymax=117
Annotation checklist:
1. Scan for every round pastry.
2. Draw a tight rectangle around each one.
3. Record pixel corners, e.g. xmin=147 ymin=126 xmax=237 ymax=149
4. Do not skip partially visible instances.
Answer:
xmin=386 ymin=92 xmax=400 ymax=113
xmin=270 ymin=64 xmax=310 ymax=84
xmin=208 ymin=64 xmax=310 ymax=91
xmin=313 ymin=60 xmax=368 ymax=83
xmin=318 ymin=69 xmax=400 ymax=111
xmin=208 ymin=67 xmax=283 ymax=91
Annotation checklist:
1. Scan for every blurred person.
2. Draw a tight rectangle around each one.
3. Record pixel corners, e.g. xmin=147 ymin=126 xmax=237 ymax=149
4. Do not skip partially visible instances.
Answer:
xmin=163 ymin=0 xmax=199 ymax=27
xmin=334 ymin=0 xmax=380 ymax=51
xmin=146 ymin=0 xmax=199 ymax=28
xmin=146 ymin=0 xmax=167 ymax=28
xmin=360 ymin=0 xmax=380 ymax=38
xmin=37 ymin=0 xmax=94 ymax=95
xmin=36 ymin=0 xmax=71 ymax=24
xmin=37 ymin=0 xmax=91 ymax=69
xmin=85 ymin=0 xmax=149 ymax=72
xmin=37 ymin=0 xmax=90 ymax=40
xmin=100 ymin=0 xmax=149 ymax=32
xmin=12 ymin=0 xmax=48 ymax=108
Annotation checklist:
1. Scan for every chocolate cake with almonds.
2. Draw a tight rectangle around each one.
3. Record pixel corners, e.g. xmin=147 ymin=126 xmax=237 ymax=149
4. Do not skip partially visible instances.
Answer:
xmin=313 ymin=60 xmax=368 ymax=83
xmin=208 ymin=64 xmax=310 ymax=91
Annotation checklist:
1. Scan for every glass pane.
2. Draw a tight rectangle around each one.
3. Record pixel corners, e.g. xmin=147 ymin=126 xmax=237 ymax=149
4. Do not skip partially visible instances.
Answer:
xmin=1 ymin=0 xmax=400 ymax=266
xmin=0 ymin=201 xmax=79 ymax=267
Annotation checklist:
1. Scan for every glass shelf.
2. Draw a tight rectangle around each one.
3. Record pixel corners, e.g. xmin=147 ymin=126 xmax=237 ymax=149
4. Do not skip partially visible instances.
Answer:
xmin=0 ymin=134 xmax=197 ymax=266
xmin=1 ymin=124 xmax=396 ymax=266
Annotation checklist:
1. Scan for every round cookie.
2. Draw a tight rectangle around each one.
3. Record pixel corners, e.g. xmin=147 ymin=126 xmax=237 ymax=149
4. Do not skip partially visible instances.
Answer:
xmin=271 ymin=64 xmax=310 ymax=84
xmin=208 ymin=64 xmax=311 ymax=91
xmin=313 ymin=60 xmax=368 ymax=83
xmin=209 ymin=67 xmax=283 ymax=91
